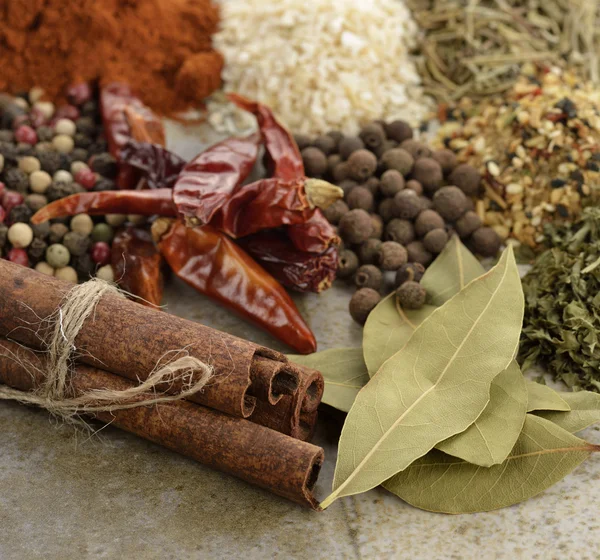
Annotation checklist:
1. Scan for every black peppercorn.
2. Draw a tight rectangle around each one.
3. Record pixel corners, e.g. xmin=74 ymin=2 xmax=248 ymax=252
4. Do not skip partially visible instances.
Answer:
xmin=36 ymin=126 xmax=54 ymax=142
xmin=92 ymin=178 xmax=116 ymax=192
xmin=37 ymin=151 xmax=62 ymax=175
xmin=0 ymin=224 xmax=7 ymax=248
xmin=31 ymin=220 xmax=50 ymax=240
xmin=8 ymin=204 xmax=33 ymax=225
xmin=386 ymin=219 xmax=415 ymax=245
xmin=27 ymin=237 xmax=48 ymax=264
xmin=379 ymin=241 xmax=408 ymax=271
xmin=337 ymin=249 xmax=360 ymax=279
xmin=349 ymin=288 xmax=381 ymax=324
xmin=396 ymin=281 xmax=426 ymax=310
xmin=74 ymin=133 xmax=92 ymax=150
xmin=0 ymin=130 xmax=14 ymax=143
xmin=357 ymin=238 xmax=382 ymax=265
xmin=46 ymin=181 xmax=77 ymax=202
xmin=395 ymin=262 xmax=425 ymax=287
xmin=354 ymin=264 xmax=383 ymax=290
xmin=75 ymin=117 xmax=97 ymax=136
xmin=72 ymin=253 xmax=95 ymax=279
xmin=71 ymin=148 xmax=89 ymax=163
xmin=2 ymin=168 xmax=29 ymax=193
xmin=63 ymin=231 xmax=91 ymax=257
xmin=88 ymin=140 xmax=108 ymax=157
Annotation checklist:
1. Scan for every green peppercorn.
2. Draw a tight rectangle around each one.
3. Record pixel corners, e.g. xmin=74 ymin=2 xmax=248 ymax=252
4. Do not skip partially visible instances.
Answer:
xmin=27 ymin=237 xmax=48 ymax=264
xmin=46 ymin=243 xmax=71 ymax=268
xmin=354 ymin=264 xmax=383 ymax=290
xmin=63 ymin=231 xmax=90 ymax=257
xmin=91 ymin=222 xmax=114 ymax=243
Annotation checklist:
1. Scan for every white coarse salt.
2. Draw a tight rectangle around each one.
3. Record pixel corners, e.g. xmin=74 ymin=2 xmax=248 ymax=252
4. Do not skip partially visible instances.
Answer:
xmin=215 ymin=0 xmax=431 ymax=136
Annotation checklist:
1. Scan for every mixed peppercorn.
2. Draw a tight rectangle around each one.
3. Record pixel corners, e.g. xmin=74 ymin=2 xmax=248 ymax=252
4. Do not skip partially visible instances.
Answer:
xmin=0 ymin=87 xmax=131 ymax=282
xmin=297 ymin=120 xmax=501 ymax=323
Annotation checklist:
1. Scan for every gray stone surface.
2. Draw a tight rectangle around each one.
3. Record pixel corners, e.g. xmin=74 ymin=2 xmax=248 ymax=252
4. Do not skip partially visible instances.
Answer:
xmin=2 ymin=120 xmax=600 ymax=559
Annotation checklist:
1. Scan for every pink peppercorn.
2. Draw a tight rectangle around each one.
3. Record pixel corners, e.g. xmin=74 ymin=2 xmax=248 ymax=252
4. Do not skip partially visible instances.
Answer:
xmin=91 ymin=242 xmax=111 ymax=266
xmin=54 ymin=105 xmax=80 ymax=121
xmin=29 ymin=108 xmax=47 ymax=128
xmin=66 ymin=83 xmax=92 ymax=106
xmin=14 ymin=125 xmax=38 ymax=145
xmin=7 ymin=248 xmax=29 ymax=267
xmin=75 ymin=168 xmax=97 ymax=190
xmin=0 ymin=181 xmax=5 ymax=198
xmin=1 ymin=190 xmax=24 ymax=215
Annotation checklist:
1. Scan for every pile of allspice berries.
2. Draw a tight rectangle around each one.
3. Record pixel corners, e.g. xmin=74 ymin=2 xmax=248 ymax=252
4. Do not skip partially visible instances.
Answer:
xmin=297 ymin=120 xmax=501 ymax=324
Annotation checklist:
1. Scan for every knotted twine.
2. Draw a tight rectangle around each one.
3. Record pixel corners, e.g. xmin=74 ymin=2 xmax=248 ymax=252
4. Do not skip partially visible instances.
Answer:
xmin=0 ymin=279 xmax=213 ymax=423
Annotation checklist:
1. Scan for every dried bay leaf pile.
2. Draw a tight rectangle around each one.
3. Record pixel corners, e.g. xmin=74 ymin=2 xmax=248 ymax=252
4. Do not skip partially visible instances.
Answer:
xmin=290 ymin=237 xmax=600 ymax=513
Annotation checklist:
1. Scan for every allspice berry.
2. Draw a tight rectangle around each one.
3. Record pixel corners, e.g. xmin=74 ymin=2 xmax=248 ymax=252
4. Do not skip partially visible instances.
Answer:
xmin=354 ymin=264 xmax=383 ymax=290
xmin=359 ymin=123 xmax=385 ymax=150
xmin=302 ymin=147 xmax=328 ymax=177
xmin=380 ymin=170 xmax=405 ymax=197
xmin=433 ymin=186 xmax=468 ymax=221
xmin=378 ymin=198 xmax=396 ymax=223
xmin=385 ymin=219 xmax=415 ymax=245
xmin=415 ymin=209 xmax=445 ymax=238
xmin=347 ymin=186 xmax=374 ymax=211
xmin=313 ymin=135 xmax=336 ymax=155
xmin=432 ymin=149 xmax=458 ymax=176
xmin=449 ymin=164 xmax=482 ymax=197
xmin=323 ymin=199 xmax=349 ymax=224
xmin=411 ymin=157 xmax=443 ymax=194
xmin=347 ymin=149 xmax=377 ymax=181
xmin=423 ymin=228 xmax=449 ymax=254
xmin=294 ymin=134 xmax=312 ymax=150
xmin=339 ymin=136 xmax=365 ymax=160
xmin=406 ymin=241 xmax=433 ymax=266
xmin=339 ymin=209 xmax=373 ymax=244
xmin=332 ymin=162 xmax=350 ymax=182
xmin=339 ymin=179 xmax=358 ymax=196
xmin=400 ymin=139 xmax=432 ymax=160
xmin=337 ymin=249 xmax=360 ymax=278
xmin=370 ymin=214 xmax=384 ymax=239
xmin=471 ymin=227 xmax=502 ymax=257
xmin=357 ymin=239 xmax=382 ymax=265
xmin=393 ymin=189 xmax=421 ymax=220
xmin=378 ymin=241 xmax=408 ymax=271
xmin=364 ymin=177 xmax=380 ymax=196
xmin=405 ymin=179 xmax=423 ymax=195
xmin=349 ymin=288 xmax=381 ymax=324
xmin=380 ymin=148 xmax=414 ymax=176
xmin=396 ymin=281 xmax=426 ymax=310
xmin=327 ymin=154 xmax=342 ymax=175
xmin=385 ymin=120 xmax=413 ymax=144
xmin=395 ymin=262 xmax=425 ymax=287
xmin=455 ymin=211 xmax=482 ymax=238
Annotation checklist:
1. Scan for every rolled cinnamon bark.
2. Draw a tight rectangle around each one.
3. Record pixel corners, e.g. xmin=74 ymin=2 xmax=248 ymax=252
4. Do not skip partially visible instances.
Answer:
xmin=251 ymin=364 xmax=324 ymax=440
xmin=0 ymin=338 xmax=323 ymax=509
xmin=0 ymin=259 xmax=300 ymax=420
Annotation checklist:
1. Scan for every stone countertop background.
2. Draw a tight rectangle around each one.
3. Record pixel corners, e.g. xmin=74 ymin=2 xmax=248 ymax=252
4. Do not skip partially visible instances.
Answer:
xmin=1 ymin=121 xmax=600 ymax=560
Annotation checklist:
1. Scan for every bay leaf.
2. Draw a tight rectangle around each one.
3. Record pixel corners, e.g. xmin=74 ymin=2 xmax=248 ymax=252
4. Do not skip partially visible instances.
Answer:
xmin=435 ymin=361 xmax=528 ymax=466
xmin=526 ymin=380 xmax=571 ymax=412
xmin=385 ymin=415 xmax=600 ymax=514
xmin=362 ymin=295 xmax=435 ymax=377
xmin=536 ymin=391 xmax=600 ymax=433
xmin=421 ymin=235 xmax=485 ymax=307
xmin=320 ymin=246 xmax=523 ymax=508
xmin=288 ymin=348 xmax=368 ymax=413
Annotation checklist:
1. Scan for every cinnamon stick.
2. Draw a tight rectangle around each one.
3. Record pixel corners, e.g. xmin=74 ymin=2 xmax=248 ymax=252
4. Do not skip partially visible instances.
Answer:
xmin=251 ymin=363 xmax=324 ymax=440
xmin=0 ymin=259 xmax=299 ymax=420
xmin=0 ymin=338 xmax=323 ymax=508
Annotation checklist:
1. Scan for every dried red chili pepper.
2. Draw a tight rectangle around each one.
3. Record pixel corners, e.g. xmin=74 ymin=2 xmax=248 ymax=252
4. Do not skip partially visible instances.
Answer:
xmin=112 ymin=227 xmax=164 ymax=307
xmin=101 ymin=83 xmax=165 ymax=189
xmin=173 ymin=133 xmax=261 ymax=224
xmin=121 ymin=140 xmax=186 ymax=190
xmin=31 ymin=190 xmax=177 ymax=223
xmin=153 ymin=219 xmax=316 ymax=354
xmin=238 ymin=232 xmax=337 ymax=293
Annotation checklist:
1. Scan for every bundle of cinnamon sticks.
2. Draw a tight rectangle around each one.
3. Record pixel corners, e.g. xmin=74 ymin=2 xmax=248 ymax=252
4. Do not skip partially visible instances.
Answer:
xmin=0 ymin=260 xmax=325 ymax=508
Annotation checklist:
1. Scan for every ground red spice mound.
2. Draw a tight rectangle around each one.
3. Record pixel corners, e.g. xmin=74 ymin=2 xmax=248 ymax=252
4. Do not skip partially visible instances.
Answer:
xmin=0 ymin=0 xmax=223 ymax=115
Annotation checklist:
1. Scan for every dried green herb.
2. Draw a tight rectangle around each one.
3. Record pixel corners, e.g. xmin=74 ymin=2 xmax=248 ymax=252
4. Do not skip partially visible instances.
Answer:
xmin=520 ymin=208 xmax=600 ymax=392
xmin=526 ymin=380 xmax=571 ymax=413
xmin=321 ymin=247 xmax=523 ymax=508
xmin=535 ymin=391 xmax=600 ymax=433
xmin=386 ymin=415 xmax=600 ymax=514
xmin=288 ymin=348 xmax=368 ymax=413
xmin=363 ymin=237 xmax=483 ymax=376
xmin=436 ymin=361 xmax=527 ymax=467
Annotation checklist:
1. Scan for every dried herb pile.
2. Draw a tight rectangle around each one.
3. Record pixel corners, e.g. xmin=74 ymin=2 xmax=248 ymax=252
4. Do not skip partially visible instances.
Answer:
xmin=436 ymin=67 xmax=600 ymax=251
xmin=291 ymin=238 xmax=600 ymax=513
xmin=410 ymin=0 xmax=600 ymax=101
xmin=520 ymin=207 xmax=600 ymax=392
